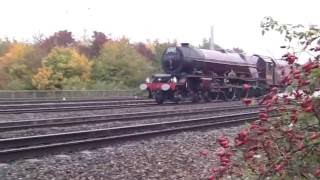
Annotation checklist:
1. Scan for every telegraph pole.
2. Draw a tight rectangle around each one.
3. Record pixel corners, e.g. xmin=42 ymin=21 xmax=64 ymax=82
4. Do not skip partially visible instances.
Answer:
xmin=210 ymin=25 xmax=214 ymax=50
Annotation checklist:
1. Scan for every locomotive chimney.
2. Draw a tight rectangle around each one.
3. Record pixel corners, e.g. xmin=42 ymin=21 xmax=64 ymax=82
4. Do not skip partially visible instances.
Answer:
xmin=181 ymin=43 xmax=189 ymax=47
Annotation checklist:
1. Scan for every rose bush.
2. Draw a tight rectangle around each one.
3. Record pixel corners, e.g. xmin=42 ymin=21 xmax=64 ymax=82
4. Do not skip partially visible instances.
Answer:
xmin=207 ymin=17 xmax=320 ymax=179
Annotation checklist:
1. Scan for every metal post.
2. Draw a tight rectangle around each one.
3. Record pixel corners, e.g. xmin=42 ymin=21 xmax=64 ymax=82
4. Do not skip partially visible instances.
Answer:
xmin=210 ymin=25 xmax=214 ymax=50
xmin=11 ymin=91 xmax=15 ymax=100
xmin=32 ymin=91 xmax=36 ymax=99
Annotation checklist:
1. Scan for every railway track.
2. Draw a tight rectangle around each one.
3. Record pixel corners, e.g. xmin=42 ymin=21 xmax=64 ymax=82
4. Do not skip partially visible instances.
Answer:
xmin=0 ymin=110 xmax=263 ymax=162
xmin=0 ymin=105 xmax=260 ymax=132
xmin=0 ymin=99 xmax=155 ymax=114
xmin=0 ymin=98 xmax=248 ymax=114
xmin=0 ymin=96 xmax=144 ymax=105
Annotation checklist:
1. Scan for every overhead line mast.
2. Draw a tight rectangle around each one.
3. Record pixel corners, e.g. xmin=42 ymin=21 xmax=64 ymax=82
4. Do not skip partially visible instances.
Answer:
xmin=210 ymin=25 xmax=214 ymax=50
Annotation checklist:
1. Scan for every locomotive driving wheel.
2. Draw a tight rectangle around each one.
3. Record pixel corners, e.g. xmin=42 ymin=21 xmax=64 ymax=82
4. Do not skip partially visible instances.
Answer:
xmin=225 ymin=87 xmax=236 ymax=101
xmin=191 ymin=91 xmax=200 ymax=103
xmin=173 ymin=91 xmax=181 ymax=104
xmin=202 ymin=90 xmax=211 ymax=102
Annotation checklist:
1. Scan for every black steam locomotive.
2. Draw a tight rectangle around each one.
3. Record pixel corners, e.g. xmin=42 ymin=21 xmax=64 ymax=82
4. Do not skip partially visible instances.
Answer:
xmin=140 ymin=43 xmax=289 ymax=104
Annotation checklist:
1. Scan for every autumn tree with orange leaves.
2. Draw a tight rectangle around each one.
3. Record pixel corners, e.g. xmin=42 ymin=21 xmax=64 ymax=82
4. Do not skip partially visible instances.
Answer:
xmin=32 ymin=47 xmax=91 ymax=90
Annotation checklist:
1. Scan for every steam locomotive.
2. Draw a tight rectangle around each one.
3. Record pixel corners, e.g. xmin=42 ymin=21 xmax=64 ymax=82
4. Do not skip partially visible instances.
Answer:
xmin=140 ymin=43 xmax=289 ymax=104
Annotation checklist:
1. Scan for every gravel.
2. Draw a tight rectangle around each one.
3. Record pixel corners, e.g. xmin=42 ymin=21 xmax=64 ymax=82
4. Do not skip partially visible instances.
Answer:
xmin=0 ymin=107 xmax=258 ymax=139
xmin=0 ymin=126 xmax=244 ymax=180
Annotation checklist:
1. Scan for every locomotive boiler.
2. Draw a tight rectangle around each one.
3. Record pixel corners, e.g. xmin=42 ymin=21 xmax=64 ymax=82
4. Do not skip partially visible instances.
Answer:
xmin=140 ymin=43 xmax=289 ymax=104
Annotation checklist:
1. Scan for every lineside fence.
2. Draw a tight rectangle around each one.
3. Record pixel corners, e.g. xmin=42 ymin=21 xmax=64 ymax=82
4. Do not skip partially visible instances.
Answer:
xmin=0 ymin=90 xmax=143 ymax=101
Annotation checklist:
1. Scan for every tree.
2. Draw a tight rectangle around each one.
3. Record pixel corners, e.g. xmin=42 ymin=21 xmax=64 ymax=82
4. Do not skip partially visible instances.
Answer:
xmin=91 ymin=38 xmax=153 ymax=88
xmin=91 ymin=31 xmax=109 ymax=57
xmin=32 ymin=47 xmax=91 ymax=90
xmin=134 ymin=42 xmax=155 ymax=61
xmin=39 ymin=30 xmax=75 ymax=53
xmin=0 ymin=43 xmax=37 ymax=89
xmin=77 ymin=31 xmax=110 ymax=58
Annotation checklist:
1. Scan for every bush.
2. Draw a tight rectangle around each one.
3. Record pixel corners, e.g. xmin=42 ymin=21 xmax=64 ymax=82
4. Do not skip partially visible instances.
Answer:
xmin=207 ymin=18 xmax=320 ymax=179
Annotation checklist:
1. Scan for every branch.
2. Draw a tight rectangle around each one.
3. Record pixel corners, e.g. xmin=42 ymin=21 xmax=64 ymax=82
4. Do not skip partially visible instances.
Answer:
xmin=258 ymin=141 xmax=320 ymax=179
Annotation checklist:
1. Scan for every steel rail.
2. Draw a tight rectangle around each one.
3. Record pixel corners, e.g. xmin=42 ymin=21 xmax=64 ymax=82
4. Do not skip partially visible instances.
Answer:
xmin=0 ymin=99 xmax=153 ymax=110
xmin=0 ymin=102 xmax=157 ymax=114
xmin=0 ymin=97 xmax=145 ymax=105
xmin=0 ymin=105 xmax=261 ymax=132
xmin=0 ymin=98 xmax=242 ymax=114
xmin=0 ymin=111 xmax=261 ymax=162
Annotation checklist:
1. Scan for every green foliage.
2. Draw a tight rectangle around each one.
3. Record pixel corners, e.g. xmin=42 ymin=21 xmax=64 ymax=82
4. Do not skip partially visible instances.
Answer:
xmin=261 ymin=16 xmax=320 ymax=47
xmin=92 ymin=38 xmax=154 ymax=88
xmin=32 ymin=47 xmax=91 ymax=90
xmin=0 ymin=43 xmax=36 ymax=89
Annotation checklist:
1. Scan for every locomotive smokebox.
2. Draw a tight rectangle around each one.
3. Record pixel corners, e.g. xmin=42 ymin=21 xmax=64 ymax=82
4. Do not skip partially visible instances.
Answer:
xmin=161 ymin=45 xmax=197 ymax=74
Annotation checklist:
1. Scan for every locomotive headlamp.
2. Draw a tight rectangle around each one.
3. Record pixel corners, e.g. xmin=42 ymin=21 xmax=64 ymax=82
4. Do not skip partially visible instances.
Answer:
xmin=171 ymin=77 xmax=177 ymax=83
xmin=145 ymin=77 xmax=150 ymax=83
xmin=161 ymin=83 xmax=170 ymax=91
xmin=139 ymin=83 xmax=148 ymax=90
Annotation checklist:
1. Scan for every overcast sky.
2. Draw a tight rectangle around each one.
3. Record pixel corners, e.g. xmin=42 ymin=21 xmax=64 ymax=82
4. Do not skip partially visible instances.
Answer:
xmin=0 ymin=0 xmax=319 ymax=59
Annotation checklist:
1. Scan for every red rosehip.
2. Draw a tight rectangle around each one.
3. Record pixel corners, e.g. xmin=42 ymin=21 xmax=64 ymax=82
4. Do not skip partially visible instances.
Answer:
xmin=242 ymin=98 xmax=252 ymax=106
xmin=315 ymin=168 xmax=320 ymax=177
xmin=200 ymin=149 xmax=209 ymax=156
xmin=294 ymin=91 xmax=303 ymax=99
xmin=259 ymin=112 xmax=268 ymax=120
xmin=274 ymin=164 xmax=284 ymax=172
xmin=217 ymin=136 xmax=230 ymax=148
xmin=216 ymin=148 xmax=225 ymax=156
xmin=220 ymin=156 xmax=230 ymax=163
xmin=301 ymin=97 xmax=313 ymax=108
xmin=271 ymin=87 xmax=278 ymax=94
xmin=297 ymin=142 xmax=305 ymax=150
xmin=293 ymin=73 xmax=301 ymax=79
xmin=250 ymin=122 xmax=260 ymax=130
xmin=293 ymin=70 xmax=301 ymax=74
xmin=220 ymin=141 xmax=229 ymax=148
xmin=304 ymin=105 xmax=314 ymax=112
xmin=285 ymin=54 xmax=297 ymax=64
xmin=303 ymin=61 xmax=315 ymax=73
xmin=279 ymin=106 xmax=286 ymax=112
xmin=235 ymin=139 xmax=245 ymax=146
xmin=208 ymin=174 xmax=216 ymax=180
xmin=310 ymin=132 xmax=320 ymax=140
